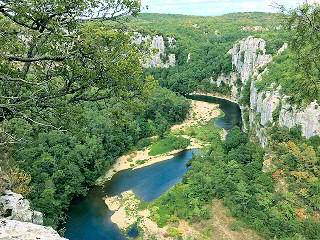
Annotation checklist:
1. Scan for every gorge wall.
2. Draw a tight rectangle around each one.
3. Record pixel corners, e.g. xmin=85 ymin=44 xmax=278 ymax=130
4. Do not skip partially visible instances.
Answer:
xmin=220 ymin=36 xmax=320 ymax=147
xmin=134 ymin=33 xmax=176 ymax=68
xmin=0 ymin=191 xmax=66 ymax=240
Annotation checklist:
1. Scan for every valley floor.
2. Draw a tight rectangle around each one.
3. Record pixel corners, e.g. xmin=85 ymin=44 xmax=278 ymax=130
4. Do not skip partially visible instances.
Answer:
xmin=96 ymin=98 xmax=222 ymax=184
xmin=101 ymin=95 xmax=263 ymax=240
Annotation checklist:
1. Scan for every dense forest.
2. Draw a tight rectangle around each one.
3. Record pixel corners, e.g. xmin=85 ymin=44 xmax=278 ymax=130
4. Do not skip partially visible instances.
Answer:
xmin=0 ymin=1 xmax=319 ymax=239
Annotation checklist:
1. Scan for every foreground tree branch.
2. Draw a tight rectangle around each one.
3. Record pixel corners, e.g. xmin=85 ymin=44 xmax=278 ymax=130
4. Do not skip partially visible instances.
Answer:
xmin=8 ymin=55 xmax=66 ymax=62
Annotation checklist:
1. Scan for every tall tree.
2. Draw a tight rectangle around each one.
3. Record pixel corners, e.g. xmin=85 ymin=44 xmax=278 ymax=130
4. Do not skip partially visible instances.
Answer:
xmin=0 ymin=0 xmax=147 ymax=145
xmin=283 ymin=2 xmax=320 ymax=99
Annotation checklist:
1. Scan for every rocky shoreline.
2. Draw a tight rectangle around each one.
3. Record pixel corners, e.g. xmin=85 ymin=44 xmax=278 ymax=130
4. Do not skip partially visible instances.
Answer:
xmin=104 ymin=191 xmax=200 ymax=240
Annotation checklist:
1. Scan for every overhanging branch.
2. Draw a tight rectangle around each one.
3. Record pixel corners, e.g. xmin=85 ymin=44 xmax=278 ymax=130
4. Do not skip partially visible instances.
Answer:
xmin=8 ymin=55 xmax=66 ymax=62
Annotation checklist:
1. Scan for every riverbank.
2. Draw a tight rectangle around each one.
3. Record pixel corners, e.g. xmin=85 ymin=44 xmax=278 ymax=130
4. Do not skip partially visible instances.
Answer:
xmin=96 ymin=99 xmax=221 ymax=185
xmin=191 ymin=91 xmax=238 ymax=104
xmin=104 ymin=191 xmax=203 ymax=240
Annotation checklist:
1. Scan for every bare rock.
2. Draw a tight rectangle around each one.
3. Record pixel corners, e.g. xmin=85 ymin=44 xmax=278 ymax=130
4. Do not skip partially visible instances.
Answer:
xmin=0 ymin=191 xmax=43 ymax=225
xmin=0 ymin=218 xmax=67 ymax=240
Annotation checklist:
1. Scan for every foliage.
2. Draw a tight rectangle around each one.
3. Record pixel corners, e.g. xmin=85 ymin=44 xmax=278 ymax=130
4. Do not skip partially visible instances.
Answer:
xmin=149 ymin=136 xmax=190 ymax=156
xmin=239 ymin=78 xmax=251 ymax=106
xmin=272 ymin=102 xmax=282 ymax=122
xmin=0 ymin=5 xmax=191 ymax=225
xmin=7 ymin=87 xmax=190 ymax=227
xmin=185 ymin=119 xmax=221 ymax=143
xmin=0 ymin=1 xmax=143 ymax=144
xmin=145 ymin=87 xmax=191 ymax=137
xmin=284 ymin=2 xmax=320 ymax=99
xmin=148 ymin=125 xmax=320 ymax=240
xmin=243 ymin=109 xmax=250 ymax=127
xmin=256 ymin=51 xmax=320 ymax=104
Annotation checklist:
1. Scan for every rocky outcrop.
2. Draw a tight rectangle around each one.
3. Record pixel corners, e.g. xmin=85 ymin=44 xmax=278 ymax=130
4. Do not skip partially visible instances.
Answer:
xmin=134 ymin=33 xmax=176 ymax=68
xmin=228 ymin=36 xmax=272 ymax=83
xmin=212 ymin=73 xmax=239 ymax=100
xmin=241 ymin=26 xmax=269 ymax=32
xmin=0 ymin=191 xmax=67 ymax=240
xmin=0 ymin=190 xmax=43 ymax=224
xmin=279 ymin=100 xmax=320 ymax=138
xmin=0 ymin=219 xmax=67 ymax=240
xmin=223 ymin=36 xmax=319 ymax=145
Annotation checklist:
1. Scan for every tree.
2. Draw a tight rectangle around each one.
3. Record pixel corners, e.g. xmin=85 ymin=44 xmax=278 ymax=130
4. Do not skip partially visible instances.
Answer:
xmin=0 ymin=0 xmax=146 ymax=144
xmin=282 ymin=2 xmax=320 ymax=99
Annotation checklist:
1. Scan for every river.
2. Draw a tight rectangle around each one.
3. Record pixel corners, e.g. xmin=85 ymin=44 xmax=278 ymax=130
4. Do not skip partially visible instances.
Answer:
xmin=63 ymin=95 xmax=241 ymax=240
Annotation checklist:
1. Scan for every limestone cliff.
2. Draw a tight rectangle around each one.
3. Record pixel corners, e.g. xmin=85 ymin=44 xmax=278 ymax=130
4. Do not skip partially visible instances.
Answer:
xmin=221 ymin=36 xmax=319 ymax=146
xmin=0 ymin=191 xmax=66 ymax=240
xmin=0 ymin=190 xmax=43 ymax=224
xmin=228 ymin=36 xmax=272 ymax=83
xmin=0 ymin=219 xmax=67 ymax=240
xmin=134 ymin=33 xmax=176 ymax=68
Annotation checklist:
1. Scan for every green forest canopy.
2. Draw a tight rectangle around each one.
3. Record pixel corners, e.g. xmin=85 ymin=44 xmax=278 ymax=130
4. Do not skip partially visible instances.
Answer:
xmin=0 ymin=1 xmax=319 ymax=236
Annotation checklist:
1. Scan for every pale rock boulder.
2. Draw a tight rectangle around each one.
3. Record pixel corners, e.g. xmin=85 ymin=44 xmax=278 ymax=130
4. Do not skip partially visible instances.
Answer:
xmin=0 ymin=191 xmax=67 ymax=240
xmin=0 ymin=219 xmax=67 ymax=240
xmin=0 ymin=191 xmax=43 ymax=225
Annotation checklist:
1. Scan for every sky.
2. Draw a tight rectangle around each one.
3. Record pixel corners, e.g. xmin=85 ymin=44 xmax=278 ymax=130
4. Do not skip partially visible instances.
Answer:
xmin=141 ymin=0 xmax=320 ymax=16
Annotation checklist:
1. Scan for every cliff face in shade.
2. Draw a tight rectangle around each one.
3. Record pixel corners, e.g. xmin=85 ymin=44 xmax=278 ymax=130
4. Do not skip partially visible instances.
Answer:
xmin=221 ymin=36 xmax=319 ymax=146
xmin=134 ymin=33 xmax=176 ymax=68
xmin=0 ymin=191 xmax=67 ymax=240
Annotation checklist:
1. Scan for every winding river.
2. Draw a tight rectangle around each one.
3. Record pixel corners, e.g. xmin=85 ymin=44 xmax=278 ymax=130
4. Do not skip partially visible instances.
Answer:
xmin=63 ymin=95 xmax=241 ymax=240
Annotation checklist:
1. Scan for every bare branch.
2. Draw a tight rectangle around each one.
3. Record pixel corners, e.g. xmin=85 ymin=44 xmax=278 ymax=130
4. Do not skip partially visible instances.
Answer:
xmin=21 ymin=114 xmax=66 ymax=132
xmin=0 ymin=74 xmax=48 ymax=86
xmin=8 ymin=55 xmax=66 ymax=62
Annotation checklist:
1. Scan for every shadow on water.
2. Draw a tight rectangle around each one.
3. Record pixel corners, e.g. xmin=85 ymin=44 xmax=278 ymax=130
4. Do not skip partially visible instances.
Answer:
xmin=127 ymin=223 xmax=139 ymax=238
xmin=186 ymin=95 xmax=242 ymax=130
xmin=64 ymin=95 xmax=242 ymax=240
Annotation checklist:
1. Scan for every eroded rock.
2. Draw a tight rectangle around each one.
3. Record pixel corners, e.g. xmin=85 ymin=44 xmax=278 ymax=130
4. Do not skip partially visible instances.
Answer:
xmin=0 ymin=190 xmax=43 ymax=225
xmin=0 ymin=219 xmax=67 ymax=240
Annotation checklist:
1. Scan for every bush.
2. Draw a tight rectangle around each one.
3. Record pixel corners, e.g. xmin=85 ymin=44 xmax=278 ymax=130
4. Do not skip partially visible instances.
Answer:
xmin=135 ymin=138 xmax=152 ymax=150
xmin=149 ymin=136 xmax=190 ymax=156
xmin=185 ymin=120 xmax=221 ymax=143
xmin=239 ymin=78 xmax=251 ymax=106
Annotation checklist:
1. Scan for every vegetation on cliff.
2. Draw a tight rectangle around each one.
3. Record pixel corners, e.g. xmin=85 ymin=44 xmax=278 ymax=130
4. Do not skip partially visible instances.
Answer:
xmin=125 ymin=12 xmax=287 ymax=96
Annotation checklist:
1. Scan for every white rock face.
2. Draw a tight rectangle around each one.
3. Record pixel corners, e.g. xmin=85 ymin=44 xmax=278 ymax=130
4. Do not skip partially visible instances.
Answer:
xmin=228 ymin=36 xmax=272 ymax=83
xmin=241 ymin=26 xmax=269 ymax=32
xmin=0 ymin=191 xmax=43 ymax=225
xmin=213 ymin=73 xmax=239 ymax=100
xmin=0 ymin=219 xmax=67 ymax=240
xmin=0 ymin=191 xmax=67 ymax=240
xmin=225 ymin=36 xmax=319 ymax=145
xmin=134 ymin=33 xmax=176 ymax=68
xmin=277 ymin=43 xmax=288 ymax=55
xmin=279 ymin=101 xmax=320 ymax=138
xmin=250 ymin=83 xmax=281 ymax=127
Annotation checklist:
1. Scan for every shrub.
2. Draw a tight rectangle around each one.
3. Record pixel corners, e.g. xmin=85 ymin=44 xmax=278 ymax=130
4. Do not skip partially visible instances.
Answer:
xmin=149 ymin=136 xmax=190 ymax=156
